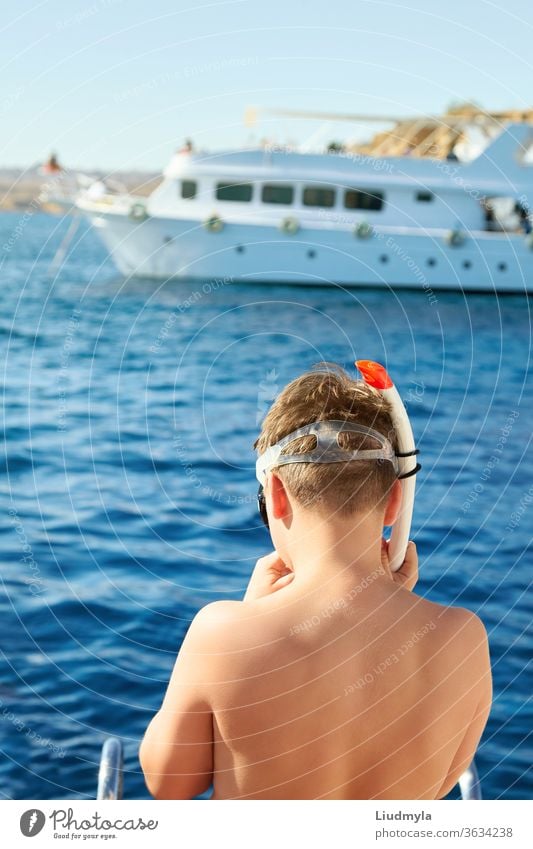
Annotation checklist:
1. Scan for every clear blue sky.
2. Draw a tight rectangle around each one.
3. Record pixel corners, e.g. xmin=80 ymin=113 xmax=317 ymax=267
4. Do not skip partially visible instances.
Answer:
xmin=2 ymin=0 xmax=533 ymax=172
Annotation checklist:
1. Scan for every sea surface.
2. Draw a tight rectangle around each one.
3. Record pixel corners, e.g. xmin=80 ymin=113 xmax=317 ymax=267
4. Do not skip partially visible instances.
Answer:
xmin=0 ymin=212 xmax=531 ymax=800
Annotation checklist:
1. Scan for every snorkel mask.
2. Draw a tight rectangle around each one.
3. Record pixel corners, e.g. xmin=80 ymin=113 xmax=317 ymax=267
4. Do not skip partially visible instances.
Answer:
xmin=255 ymin=360 xmax=420 ymax=572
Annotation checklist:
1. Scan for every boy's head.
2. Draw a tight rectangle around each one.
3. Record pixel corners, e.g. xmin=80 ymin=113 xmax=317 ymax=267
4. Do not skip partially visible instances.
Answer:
xmin=254 ymin=363 xmax=399 ymax=520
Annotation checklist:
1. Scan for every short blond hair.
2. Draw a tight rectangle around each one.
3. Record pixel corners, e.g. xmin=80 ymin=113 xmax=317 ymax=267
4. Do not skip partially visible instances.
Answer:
xmin=254 ymin=363 xmax=398 ymax=516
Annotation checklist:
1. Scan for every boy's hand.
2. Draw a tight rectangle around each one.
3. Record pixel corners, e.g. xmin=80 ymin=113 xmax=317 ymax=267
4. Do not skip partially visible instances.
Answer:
xmin=381 ymin=539 xmax=418 ymax=591
xmin=244 ymin=551 xmax=295 ymax=601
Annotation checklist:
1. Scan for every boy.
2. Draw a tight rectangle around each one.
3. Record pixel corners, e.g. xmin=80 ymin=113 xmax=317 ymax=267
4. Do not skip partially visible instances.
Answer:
xmin=140 ymin=364 xmax=492 ymax=799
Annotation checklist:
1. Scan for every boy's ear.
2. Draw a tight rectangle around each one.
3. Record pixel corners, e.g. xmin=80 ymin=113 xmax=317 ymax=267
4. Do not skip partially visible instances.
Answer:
xmin=383 ymin=479 xmax=402 ymax=526
xmin=270 ymin=473 xmax=291 ymax=520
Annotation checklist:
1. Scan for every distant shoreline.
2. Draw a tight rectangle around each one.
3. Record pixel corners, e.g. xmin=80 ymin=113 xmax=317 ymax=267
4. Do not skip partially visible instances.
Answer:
xmin=0 ymin=168 xmax=161 ymax=212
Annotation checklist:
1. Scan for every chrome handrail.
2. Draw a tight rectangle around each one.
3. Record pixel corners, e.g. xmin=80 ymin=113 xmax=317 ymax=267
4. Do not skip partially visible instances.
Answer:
xmin=97 ymin=737 xmax=124 ymax=800
xmin=458 ymin=760 xmax=482 ymax=800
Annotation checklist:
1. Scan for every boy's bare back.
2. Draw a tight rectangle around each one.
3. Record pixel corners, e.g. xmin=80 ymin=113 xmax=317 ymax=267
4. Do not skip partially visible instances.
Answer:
xmin=205 ymin=558 xmax=490 ymax=799
xmin=141 ymin=545 xmax=491 ymax=800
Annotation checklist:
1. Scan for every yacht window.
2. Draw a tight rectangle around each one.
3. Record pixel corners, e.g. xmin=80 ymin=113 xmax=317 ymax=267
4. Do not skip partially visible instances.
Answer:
xmin=262 ymin=184 xmax=294 ymax=205
xmin=416 ymin=191 xmax=434 ymax=203
xmin=303 ymin=187 xmax=336 ymax=208
xmin=181 ymin=180 xmax=197 ymax=199
xmin=344 ymin=189 xmax=384 ymax=211
xmin=216 ymin=182 xmax=253 ymax=202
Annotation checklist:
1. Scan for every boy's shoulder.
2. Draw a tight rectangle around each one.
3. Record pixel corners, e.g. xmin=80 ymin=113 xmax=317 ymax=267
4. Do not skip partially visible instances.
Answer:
xmin=413 ymin=596 xmax=489 ymax=655
xmin=429 ymin=600 xmax=487 ymax=632
xmin=186 ymin=596 xmax=293 ymax=659
xmin=185 ymin=599 xmax=257 ymax=650
xmin=188 ymin=600 xmax=244 ymax=635
xmin=187 ymin=596 xmax=489 ymax=667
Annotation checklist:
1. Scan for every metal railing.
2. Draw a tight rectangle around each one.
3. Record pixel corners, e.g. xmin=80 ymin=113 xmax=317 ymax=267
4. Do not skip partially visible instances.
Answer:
xmin=97 ymin=737 xmax=124 ymax=800
xmin=459 ymin=760 xmax=482 ymax=800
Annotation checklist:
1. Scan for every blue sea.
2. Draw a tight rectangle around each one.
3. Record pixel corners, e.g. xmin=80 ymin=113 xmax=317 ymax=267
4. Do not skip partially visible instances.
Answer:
xmin=0 ymin=212 xmax=531 ymax=800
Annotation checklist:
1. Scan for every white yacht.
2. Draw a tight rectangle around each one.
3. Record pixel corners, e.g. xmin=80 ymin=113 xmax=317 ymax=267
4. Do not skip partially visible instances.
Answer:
xmin=75 ymin=117 xmax=533 ymax=292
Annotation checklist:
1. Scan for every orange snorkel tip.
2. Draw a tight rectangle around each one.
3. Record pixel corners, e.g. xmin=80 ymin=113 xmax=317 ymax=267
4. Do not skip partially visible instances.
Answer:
xmin=355 ymin=360 xmax=394 ymax=390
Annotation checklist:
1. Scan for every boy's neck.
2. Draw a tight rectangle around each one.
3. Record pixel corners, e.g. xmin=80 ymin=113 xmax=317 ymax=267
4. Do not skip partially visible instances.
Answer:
xmin=284 ymin=509 xmax=386 ymax=584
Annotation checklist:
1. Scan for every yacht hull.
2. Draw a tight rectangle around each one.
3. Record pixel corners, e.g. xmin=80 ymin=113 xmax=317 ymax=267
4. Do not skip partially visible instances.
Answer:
xmin=86 ymin=210 xmax=533 ymax=293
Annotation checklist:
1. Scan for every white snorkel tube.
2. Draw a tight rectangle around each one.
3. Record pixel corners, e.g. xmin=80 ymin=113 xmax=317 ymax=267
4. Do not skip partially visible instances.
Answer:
xmin=356 ymin=360 xmax=420 ymax=572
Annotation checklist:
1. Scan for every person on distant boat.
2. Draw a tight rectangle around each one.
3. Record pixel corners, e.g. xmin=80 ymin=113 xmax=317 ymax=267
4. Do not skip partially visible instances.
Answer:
xmin=179 ymin=138 xmax=194 ymax=154
xmin=514 ymin=200 xmax=532 ymax=234
xmin=41 ymin=152 xmax=62 ymax=174
xmin=483 ymin=199 xmax=496 ymax=231
xmin=140 ymin=365 xmax=492 ymax=800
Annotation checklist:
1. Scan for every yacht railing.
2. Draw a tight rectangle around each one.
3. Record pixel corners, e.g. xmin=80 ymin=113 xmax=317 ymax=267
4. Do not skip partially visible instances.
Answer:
xmin=97 ymin=737 xmax=124 ymax=800
xmin=459 ymin=760 xmax=482 ymax=800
